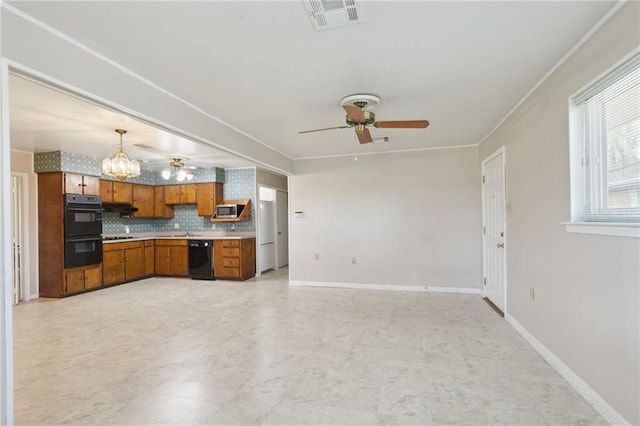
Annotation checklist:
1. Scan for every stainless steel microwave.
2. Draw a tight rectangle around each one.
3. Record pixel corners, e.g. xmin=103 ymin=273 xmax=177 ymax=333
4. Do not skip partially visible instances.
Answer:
xmin=215 ymin=204 xmax=245 ymax=218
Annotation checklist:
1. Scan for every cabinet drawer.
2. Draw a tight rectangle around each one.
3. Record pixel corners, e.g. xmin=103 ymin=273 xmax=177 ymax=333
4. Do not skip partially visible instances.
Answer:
xmin=155 ymin=239 xmax=187 ymax=247
xmin=220 ymin=267 xmax=240 ymax=277
xmin=222 ymin=258 xmax=240 ymax=267
xmin=144 ymin=240 xmax=154 ymax=247
xmin=221 ymin=240 xmax=240 ymax=248
xmin=221 ymin=248 xmax=240 ymax=257
xmin=103 ymin=241 xmax=143 ymax=251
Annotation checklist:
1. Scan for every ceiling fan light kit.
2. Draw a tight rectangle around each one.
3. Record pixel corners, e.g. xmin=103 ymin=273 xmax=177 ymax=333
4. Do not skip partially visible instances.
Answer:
xmin=102 ymin=129 xmax=141 ymax=180
xmin=340 ymin=93 xmax=380 ymax=110
xmin=299 ymin=93 xmax=430 ymax=144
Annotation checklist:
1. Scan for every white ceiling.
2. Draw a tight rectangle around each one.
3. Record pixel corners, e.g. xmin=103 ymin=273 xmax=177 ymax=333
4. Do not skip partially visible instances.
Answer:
xmin=7 ymin=1 xmax=617 ymax=167
xmin=9 ymin=74 xmax=257 ymax=170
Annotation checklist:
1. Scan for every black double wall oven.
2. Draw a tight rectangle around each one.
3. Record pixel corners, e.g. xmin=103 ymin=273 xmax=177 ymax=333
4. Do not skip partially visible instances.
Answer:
xmin=64 ymin=193 xmax=103 ymax=269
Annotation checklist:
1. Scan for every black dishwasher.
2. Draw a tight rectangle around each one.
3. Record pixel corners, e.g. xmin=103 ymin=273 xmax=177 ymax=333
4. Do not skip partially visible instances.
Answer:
xmin=188 ymin=240 xmax=215 ymax=280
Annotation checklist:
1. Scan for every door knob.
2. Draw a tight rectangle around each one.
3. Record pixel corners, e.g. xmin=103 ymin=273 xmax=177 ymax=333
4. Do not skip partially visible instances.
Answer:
xmin=497 ymin=243 xmax=504 ymax=248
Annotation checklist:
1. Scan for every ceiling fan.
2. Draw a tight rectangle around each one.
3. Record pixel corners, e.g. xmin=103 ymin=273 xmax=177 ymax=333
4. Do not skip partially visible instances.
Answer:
xmin=298 ymin=94 xmax=430 ymax=144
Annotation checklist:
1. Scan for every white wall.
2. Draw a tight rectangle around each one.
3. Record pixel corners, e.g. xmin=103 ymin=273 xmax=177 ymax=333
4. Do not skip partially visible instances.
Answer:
xmin=256 ymin=169 xmax=288 ymax=191
xmin=479 ymin=3 xmax=639 ymax=424
xmin=290 ymin=148 xmax=481 ymax=289
xmin=0 ymin=20 xmax=14 ymax=422
xmin=9 ymin=150 xmax=38 ymax=299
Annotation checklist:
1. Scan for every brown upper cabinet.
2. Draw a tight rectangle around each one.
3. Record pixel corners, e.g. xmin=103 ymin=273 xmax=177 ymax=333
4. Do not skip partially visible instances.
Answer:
xmin=132 ymin=184 xmax=154 ymax=218
xmin=153 ymin=186 xmax=175 ymax=218
xmin=100 ymin=180 xmax=133 ymax=204
xmin=196 ymin=182 xmax=223 ymax=216
xmin=64 ymin=173 xmax=100 ymax=195
xmin=164 ymin=184 xmax=197 ymax=205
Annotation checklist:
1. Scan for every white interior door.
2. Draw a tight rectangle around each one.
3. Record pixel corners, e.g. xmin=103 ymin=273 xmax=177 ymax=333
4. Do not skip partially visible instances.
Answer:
xmin=275 ymin=190 xmax=289 ymax=268
xmin=482 ymin=148 xmax=506 ymax=313
xmin=11 ymin=175 xmax=23 ymax=305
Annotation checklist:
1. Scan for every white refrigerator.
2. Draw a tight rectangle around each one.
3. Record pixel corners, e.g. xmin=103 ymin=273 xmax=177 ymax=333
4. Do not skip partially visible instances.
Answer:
xmin=258 ymin=200 xmax=276 ymax=272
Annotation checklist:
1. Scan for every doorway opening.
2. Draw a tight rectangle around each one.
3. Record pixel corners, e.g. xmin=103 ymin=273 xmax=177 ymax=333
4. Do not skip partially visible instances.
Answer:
xmin=257 ymin=186 xmax=289 ymax=275
xmin=11 ymin=173 xmax=30 ymax=305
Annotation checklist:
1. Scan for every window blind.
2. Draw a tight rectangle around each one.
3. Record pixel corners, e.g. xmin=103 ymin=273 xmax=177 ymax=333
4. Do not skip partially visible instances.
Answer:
xmin=575 ymin=53 xmax=640 ymax=222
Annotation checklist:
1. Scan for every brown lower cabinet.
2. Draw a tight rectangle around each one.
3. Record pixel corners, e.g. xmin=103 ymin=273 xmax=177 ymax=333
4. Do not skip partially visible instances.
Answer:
xmin=46 ymin=237 xmax=255 ymax=297
xmin=102 ymin=241 xmax=149 ymax=285
xmin=144 ymin=240 xmax=155 ymax=275
xmin=155 ymin=239 xmax=189 ymax=277
xmin=64 ymin=264 xmax=102 ymax=294
xmin=214 ymin=238 xmax=256 ymax=280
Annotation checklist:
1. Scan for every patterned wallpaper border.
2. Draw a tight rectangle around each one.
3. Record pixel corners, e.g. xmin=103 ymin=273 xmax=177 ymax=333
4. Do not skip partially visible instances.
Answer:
xmin=34 ymin=151 xmax=225 ymax=184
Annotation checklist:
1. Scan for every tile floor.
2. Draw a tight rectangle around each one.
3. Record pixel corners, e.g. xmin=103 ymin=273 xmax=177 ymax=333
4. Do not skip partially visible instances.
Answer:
xmin=13 ymin=269 xmax=606 ymax=425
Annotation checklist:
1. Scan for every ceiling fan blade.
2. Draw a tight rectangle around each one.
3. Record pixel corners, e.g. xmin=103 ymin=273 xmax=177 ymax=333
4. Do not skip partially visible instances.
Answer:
xmin=356 ymin=128 xmax=373 ymax=144
xmin=373 ymin=120 xmax=430 ymax=129
xmin=298 ymin=125 xmax=352 ymax=134
xmin=343 ymin=105 xmax=365 ymax=122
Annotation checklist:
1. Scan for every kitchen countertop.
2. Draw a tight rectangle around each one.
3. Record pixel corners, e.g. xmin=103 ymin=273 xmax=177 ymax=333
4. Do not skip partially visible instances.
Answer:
xmin=102 ymin=232 xmax=256 ymax=244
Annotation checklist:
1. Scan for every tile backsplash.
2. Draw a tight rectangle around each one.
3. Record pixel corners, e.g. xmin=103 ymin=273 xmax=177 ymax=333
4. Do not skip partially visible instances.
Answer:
xmin=102 ymin=168 xmax=256 ymax=234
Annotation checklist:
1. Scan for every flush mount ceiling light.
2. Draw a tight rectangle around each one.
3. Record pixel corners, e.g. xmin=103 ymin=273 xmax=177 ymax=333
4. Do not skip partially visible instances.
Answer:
xmin=102 ymin=129 xmax=141 ymax=180
xmin=161 ymin=157 xmax=196 ymax=182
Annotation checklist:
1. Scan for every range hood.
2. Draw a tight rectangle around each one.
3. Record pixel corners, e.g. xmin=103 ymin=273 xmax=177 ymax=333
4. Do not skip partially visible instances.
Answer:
xmin=102 ymin=202 xmax=139 ymax=214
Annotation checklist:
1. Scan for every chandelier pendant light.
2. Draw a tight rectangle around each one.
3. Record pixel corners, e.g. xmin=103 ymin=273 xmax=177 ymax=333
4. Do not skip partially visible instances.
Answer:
xmin=102 ymin=129 xmax=141 ymax=180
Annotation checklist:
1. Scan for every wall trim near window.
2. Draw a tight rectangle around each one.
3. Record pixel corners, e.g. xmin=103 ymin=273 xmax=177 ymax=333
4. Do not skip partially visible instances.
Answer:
xmin=562 ymin=221 xmax=640 ymax=238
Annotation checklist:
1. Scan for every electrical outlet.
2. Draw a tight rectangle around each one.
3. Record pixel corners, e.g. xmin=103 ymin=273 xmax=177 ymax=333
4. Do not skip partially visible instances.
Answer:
xmin=530 ymin=287 xmax=535 ymax=301
xmin=211 ymin=223 xmax=216 ymax=229
xmin=174 ymin=223 xmax=180 ymax=229
xmin=314 ymin=253 xmax=319 ymax=261
xmin=351 ymin=257 xmax=357 ymax=265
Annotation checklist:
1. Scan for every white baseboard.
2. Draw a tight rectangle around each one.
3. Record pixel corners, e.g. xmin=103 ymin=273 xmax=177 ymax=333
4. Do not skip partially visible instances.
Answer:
xmin=505 ymin=313 xmax=630 ymax=426
xmin=289 ymin=281 xmax=481 ymax=295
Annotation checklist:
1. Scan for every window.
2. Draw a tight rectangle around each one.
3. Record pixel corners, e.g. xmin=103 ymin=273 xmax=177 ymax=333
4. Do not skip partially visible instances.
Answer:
xmin=571 ymin=53 xmax=640 ymax=225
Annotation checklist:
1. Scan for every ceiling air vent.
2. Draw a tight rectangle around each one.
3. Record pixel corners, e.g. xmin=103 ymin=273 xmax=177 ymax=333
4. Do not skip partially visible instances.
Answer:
xmin=304 ymin=0 xmax=362 ymax=32
xmin=133 ymin=143 xmax=154 ymax=150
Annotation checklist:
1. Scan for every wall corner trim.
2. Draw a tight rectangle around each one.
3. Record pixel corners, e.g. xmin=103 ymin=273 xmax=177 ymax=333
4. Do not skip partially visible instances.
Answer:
xmin=505 ymin=313 xmax=631 ymax=426
xmin=289 ymin=281 xmax=481 ymax=295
